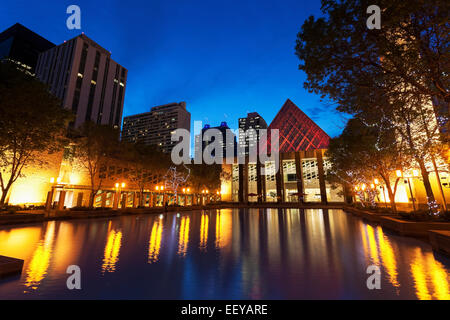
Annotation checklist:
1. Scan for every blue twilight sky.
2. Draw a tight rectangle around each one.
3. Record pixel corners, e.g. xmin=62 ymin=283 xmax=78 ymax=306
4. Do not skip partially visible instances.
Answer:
xmin=1 ymin=0 xmax=349 ymax=137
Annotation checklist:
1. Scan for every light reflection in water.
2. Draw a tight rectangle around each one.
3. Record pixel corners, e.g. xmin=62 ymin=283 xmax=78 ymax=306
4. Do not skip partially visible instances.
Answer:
xmin=24 ymin=221 xmax=55 ymax=290
xmin=0 ymin=209 xmax=449 ymax=299
xmin=376 ymin=226 xmax=399 ymax=288
xmin=199 ymin=213 xmax=209 ymax=250
xmin=410 ymin=248 xmax=450 ymax=300
xmin=101 ymin=224 xmax=122 ymax=273
xmin=215 ymin=211 xmax=231 ymax=249
xmin=177 ymin=216 xmax=190 ymax=257
xmin=365 ymin=224 xmax=380 ymax=265
xmin=148 ymin=220 xmax=163 ymax=263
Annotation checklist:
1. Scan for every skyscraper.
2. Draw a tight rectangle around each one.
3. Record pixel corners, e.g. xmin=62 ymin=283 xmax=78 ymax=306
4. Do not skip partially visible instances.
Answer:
xmin=195 ymin=122 xmax=237 ymax=161
xmin=35 ymin=34 xmax=127 ymax=129
xmin=238 ymin=112 xmax=268 ymax=155
xmin=0 ymin=23 xmax=55 ymax=75
xmin=122 ymin=102 xmax=191 ymax=154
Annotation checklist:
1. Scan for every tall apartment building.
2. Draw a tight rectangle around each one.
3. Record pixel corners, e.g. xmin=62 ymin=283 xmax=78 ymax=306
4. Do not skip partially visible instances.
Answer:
xmin=195 ymin=122 xmax=237 ymax=161
xmin=35 ymin=34 xmax=127 ymax=129
xmin=122 ymin=102 xmax=191 ymax=154
xmin=238 ymin=112 xmax=268 ymax=155
xmin=0 ymin=23 xmax=55 ymax=75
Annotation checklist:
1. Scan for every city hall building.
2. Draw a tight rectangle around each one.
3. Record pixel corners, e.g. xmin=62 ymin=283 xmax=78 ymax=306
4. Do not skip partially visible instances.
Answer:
xmin=221 ymin=99 xmax=346 ymax=204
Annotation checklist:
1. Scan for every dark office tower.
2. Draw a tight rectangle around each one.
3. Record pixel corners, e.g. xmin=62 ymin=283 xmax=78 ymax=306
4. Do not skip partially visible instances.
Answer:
xmin=195 ymin=122 xmax=237 ymax=161
xmin=35 ymin=34 xmax=127 ymax=129
xmin=0 ymin=23 xmax=55 ymax=75
xmin=238 ymin=112 xmax=268 ymax=155
xmin=122 ymin=102 xmax=191 ymax=154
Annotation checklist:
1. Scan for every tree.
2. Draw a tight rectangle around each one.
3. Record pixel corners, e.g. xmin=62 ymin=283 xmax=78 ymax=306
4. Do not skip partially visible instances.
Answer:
xmin=296 ymin=0 xmax=449 ymax=211
xmin=73 ymin=122 xmax=121 ymax=208
xmin=124 ymin=142 xmax=170 ymax=206
xmin=188 ymin=162 xmax=221 ymax=194
xmin=0 ymin=62 xmax=72 ymax=206
xmin=326 ymin=118 xmax=405 ymax=211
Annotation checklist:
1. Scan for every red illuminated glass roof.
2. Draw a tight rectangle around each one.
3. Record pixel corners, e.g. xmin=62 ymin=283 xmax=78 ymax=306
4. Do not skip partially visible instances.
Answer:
xmin=264 ymin=99 xmax=330 ymax=152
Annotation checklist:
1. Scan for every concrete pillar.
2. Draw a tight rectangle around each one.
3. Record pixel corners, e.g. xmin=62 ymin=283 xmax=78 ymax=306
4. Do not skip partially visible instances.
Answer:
xmin=45 ymin=188 xmax=54 ymax=211
xmin=101 ymin=192 xmax=107 ymax=207
xmin=76 ymin=192 xmax=83 ymax=207
xmin=256 ymin=158 xmax=263 ymax=203
xmin=261 ymin=162 xmax=267 ymax=202
xmin=238 ymin=164 xmax=244 ymax=202
xmin=133 ymin=192 xmax=138 ymax=208
xmin=315 ymin=149 xmax=328 ymax=204
xmin=57 ymin=191 xmax=66 ymax=210
xmin=113 ymin=191 xmax=120 ymax=209
xmin=121 ymin=193 xmax=127 ymax=208
xmin=295 ymin=152 xmax=304 ymax=204
xmin=149 ymin=193 xmax=154 ymax=207
xmin=275 ymin=154 xmax=284 ymax=203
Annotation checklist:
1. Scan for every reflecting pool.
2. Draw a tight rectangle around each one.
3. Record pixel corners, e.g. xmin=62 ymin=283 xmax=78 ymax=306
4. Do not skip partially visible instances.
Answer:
xmin=0 ymin=209 xmax=449 ymax=299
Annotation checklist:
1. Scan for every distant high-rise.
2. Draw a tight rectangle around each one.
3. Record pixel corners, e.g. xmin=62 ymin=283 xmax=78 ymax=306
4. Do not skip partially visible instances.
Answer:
xmin=122 ymin=102 xmax=191 ymax=154
xmin=0 ymin=23 xmax=55 ymax=74
xmin=195 ymin=122 xmax=237 ymax=161
xmin=35 ymin=34 xmax=127 ymax=129
xmin=238 ymin=112 xmax=268 ymax=155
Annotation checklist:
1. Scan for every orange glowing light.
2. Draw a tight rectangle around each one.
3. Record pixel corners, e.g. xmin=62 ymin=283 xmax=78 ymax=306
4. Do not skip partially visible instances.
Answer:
xmin=148 ymin=220 xmax=163 ymax=263
xmin=102 ymin=229 xmax=122 ymax=273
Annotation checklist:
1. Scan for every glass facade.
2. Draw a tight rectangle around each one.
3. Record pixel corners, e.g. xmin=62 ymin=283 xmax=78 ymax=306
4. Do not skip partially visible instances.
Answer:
xmin=229 ymin=153 xmax=345 ymax=203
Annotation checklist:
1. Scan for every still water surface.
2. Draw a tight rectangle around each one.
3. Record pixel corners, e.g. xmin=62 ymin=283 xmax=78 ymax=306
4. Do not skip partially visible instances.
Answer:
xmin=0 ymin=208 xmax=449 ymax=299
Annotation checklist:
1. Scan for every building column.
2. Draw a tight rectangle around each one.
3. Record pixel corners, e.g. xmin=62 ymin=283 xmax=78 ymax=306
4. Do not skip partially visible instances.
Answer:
xmin=238 ymin=164 xmax=244 ymax=202
xmin=256 ymin=158 xmax=263 ymax=203
xmin=315 ymin=149 xmax=328 ymax=204
xmin=295 ymin=151 xmax=304 ymax=204
xmin=45 ymin=188 xmax=55 ymax=211
xmin=243 ymin=159 xmax=249 ymax=203
xmin=113 ymin=190 xmax=120 ymax=209
xmin=101 ymin=192 xmax=107 ymax=207
xmin=57 ymin=190 xmax=66 ymax=210
xmin=261 ymin=163 xmax=267 ymax=202
xmin=275 ymin=154 xmax=284 ymax=203
xmin=132 ymin=192 xmax=138 ymax=208
xmin=149 ymin=193 xmax=154 ymax=207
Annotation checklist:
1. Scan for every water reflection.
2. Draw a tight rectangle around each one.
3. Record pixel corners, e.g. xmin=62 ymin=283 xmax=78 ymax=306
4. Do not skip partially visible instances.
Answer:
xmin=376 ymin=227 xmax=399 ymax=289
xmin=199 ymin=213 xmax=209 ymax=251
xmin=101 ymin=223 xmax=122 ymax=273
xmin=148 ymin=219 xmax=163 ymax=263
xmin=410 ymin=248 xmax=450 ymax=300
xmin=0 ymin=209 xmax=448 ymax=299
xmin=25 ymin=221 xmax=55 ymax=290
xmin=177 ymin=216 xmax=190 ymax=257
xmin=215 ymin=210 xmax=231 ymax=249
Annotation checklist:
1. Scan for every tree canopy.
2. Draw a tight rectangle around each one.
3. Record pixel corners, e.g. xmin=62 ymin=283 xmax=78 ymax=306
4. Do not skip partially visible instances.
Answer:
xmin=0 ymin=62 xmax=72 ymax=205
